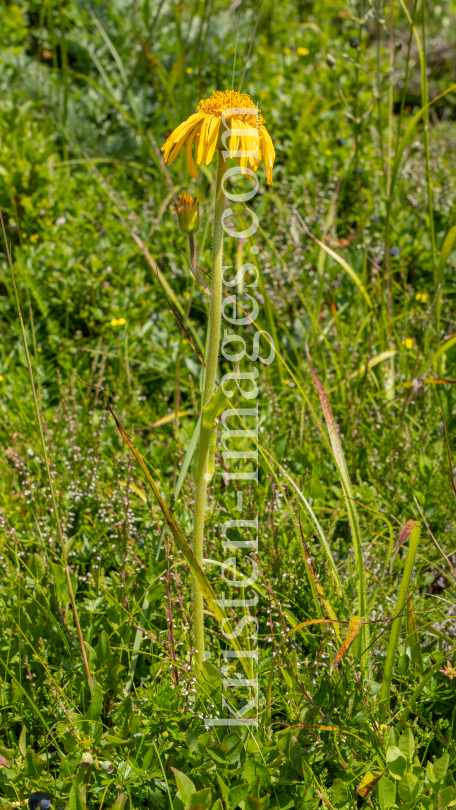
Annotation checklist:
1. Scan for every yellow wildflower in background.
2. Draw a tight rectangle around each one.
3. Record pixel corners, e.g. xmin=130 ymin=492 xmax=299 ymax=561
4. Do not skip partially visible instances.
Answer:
xmin=0 ymin=375 xmax=3 ymax=382
xmin=161 ymin=89 xmax=275 ymax=184
xmin=297 ymin=47 xmax=309 ymax=55
xmin=402 ymin=337 xmax=413 ymax=349
xmin=110 ymin=318 xmax=126 ymax=326
xmin=416 ymin=292 xmax=429 ymax=303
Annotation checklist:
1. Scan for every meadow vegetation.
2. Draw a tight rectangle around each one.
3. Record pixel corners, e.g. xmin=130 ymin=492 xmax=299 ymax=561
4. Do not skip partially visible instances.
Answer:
xmin=1 ymin=0 xmax=456 ymax=808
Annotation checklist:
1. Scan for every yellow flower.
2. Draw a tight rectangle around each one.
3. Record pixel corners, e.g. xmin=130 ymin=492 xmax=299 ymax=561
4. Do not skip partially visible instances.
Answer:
xmin=171 ymin=192 xmax=199 ymax=234
xmin=117 ymin=317 xmax=126 ymax=325
xmin=416 ymin=292 xmax=429 ymax=303
xmin=325 ymin=149 xmax=332 ymax=155
xmin=0 ymin=375 xmax=3 ymax=382
xmin=161 ymin=89 xmax=275 ymax=184
xmin=110 ymin=319 xmax=118 ymax=326
xmin=30 ymin=233 xmax=39 ymax=243
xmin=402 ymin=337 xmax=413 ymax=349
xmin=284 ymin=47 xmax=292 ymax=54
xmin=297 ymin=47 xmax=309 ymax=55
xmin=186 ymin=67 xmax=193 ymax=74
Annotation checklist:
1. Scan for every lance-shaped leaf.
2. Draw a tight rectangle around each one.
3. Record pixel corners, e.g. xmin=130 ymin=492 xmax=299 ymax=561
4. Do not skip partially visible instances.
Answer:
xmin=330 ymin=616 xmax=363 ymax=674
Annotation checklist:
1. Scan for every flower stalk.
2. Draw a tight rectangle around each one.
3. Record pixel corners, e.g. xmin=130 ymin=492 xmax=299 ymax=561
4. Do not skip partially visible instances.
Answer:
xmin=191 ymin=149 xmax=226 ymax=667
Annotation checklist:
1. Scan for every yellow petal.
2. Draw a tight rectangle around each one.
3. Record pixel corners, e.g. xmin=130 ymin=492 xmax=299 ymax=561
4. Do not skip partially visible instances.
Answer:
xmin=260 ymin=126 xmax=275 ymax=184
xmin=162 ymin=113 xmax=205 ymax=162
xmin=229 ymin=119 xmax=239 ymax=155
xmin=205 ymin=117 xmax=221 ymax=165
xmin=186 ymin=123 xmax=202 ymax=178
xmin=197 ymin=115 xmax=212 ymax=165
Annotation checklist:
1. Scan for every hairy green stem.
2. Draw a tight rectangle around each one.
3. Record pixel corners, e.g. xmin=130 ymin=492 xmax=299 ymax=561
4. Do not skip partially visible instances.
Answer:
xmin=192 ymin=150 xmax=226 ymax=668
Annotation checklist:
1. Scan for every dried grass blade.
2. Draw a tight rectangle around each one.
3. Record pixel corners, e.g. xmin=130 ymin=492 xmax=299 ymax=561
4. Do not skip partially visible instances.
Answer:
xmin=329 ymin=615 xmax=363 ymax=674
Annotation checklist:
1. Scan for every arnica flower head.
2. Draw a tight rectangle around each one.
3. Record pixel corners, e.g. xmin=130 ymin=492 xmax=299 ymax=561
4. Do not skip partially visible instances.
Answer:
xmin=171 ymin=192 xmax=199 ymax=234
xmin=161 ymin=90 xmax=275 ymax=184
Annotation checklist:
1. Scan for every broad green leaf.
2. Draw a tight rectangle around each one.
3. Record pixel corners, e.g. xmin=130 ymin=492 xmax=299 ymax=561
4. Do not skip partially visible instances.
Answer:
xmin=67 ymin=783 xmax=88 ymax=810
xmin=96 ymin=630 xmax=112 ymax=665
xmin=386 ymin=746 xmax=407 ymax=780
xmin=244 ymin=797 xmax=263 ymax=810
xmin=438 ymin=786 xmax=455 ymax=807
xmin=247 ymin=762 xmax=270 ymax=791
xmin=398 ymin=727 xmax=415 ymax=762
xmin=187 ymin=788 xmax=212 ymax=809
xmin=108 ymin=795 xmax=127 ymax=810
xmin=86 ymin=678 xmax=103 ymax=722
xmin=29 ymin=553 xmax=45 ymax=581
xmin=269 ymin=795 xmax=294 ymax=810
xmin=398 ymin=772 xmax=419 ymax=803
xmin=185 ymin=729 xmax=212 ymax=755
xmin=332 ymin=778 xmax=348 ymax=807
xmin=212 ymin=802 xmax=223 ymax=810
xmin=229 ymin=783 xmax=249 ymax=810
xmin=427 ymin=753 xmax=449 ymax=784
xmin=25 ymin=748 xmax=46 ymax=777
xmin=206 ymin=744 xmax=229 ymax=764
xmin=171 ymin=768 xmax=196 ymax=804
xmin=378 ymin=775 xmax=396 ymax=809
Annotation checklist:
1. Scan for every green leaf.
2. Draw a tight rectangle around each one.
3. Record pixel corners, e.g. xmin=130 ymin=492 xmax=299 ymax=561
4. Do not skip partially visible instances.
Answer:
xmin=108 ymin=795 xmax=127 ymax=810
xmin=212 ymin=802 xmax=223 ymax=810
xmin=66 ymin=783 xmax=88 ymax=810
xmin=269 ymin=795 xmax=294 ymax=810
xmin=29 ymin=553 xmax=45 ymax=581
xmin=229 ymin=783 xmax=249 ymax=810
xmin=427 ymin=753 xmax=449 ymax=784
xmin=186 ymin=788 xmax=212 ymax=810
xmin=244 ymin=797 xmax=263 ymax=810
xmin=332 ymin=779 xmax=348 ymax=808
xmin=172 ymin=768 xmax=196 ymax=804
xmin=437 ymin=224 xmax=456 ymax=285
xmin=398 ymin=772 xmax=420 ymax=803
xmin=86 ymin=678 xmax=103 ymax=722
xmin=206 ymin=744 xmax=229 ymax=764
xmin=398 ymin=728 xmax=415 ymax=762
xmin=386 ymin=746 xmax=407 ymax=780
xmin=18 ymin=726 xmax=26 ymax=757
xmin=438 ymin=786 xmax=455 ymax=807
xmin=378 ymin=775 xmax=396 ymax=809
xmin=25 ymin=748 xmax=46 ymax=777
xmin=185 ymin=729 xmax=212 ymax=756
xmin=96 ymin=630 xmax=112 ymax=665
xmin=244 ymin=760 xmax=270 ymax=791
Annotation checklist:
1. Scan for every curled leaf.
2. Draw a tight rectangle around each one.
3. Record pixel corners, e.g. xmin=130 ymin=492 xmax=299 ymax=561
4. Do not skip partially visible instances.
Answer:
xmin=330 ymin=615 xmax=363 ymax=674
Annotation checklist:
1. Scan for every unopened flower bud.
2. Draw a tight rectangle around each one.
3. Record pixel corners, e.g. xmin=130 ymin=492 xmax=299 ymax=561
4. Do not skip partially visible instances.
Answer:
xmin=81 ymin=752 xmax=93 ymax=766
xmin=326 ymin=53 xmax=336 ymax=67
xmin=171 ymin=193 xmax=199 ymax=234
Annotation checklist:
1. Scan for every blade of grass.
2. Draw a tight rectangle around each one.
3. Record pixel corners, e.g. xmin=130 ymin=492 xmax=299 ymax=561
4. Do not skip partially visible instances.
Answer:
xmin=0 ymin=210 xmax=92 ymax=687
xmin=379 ymin=521 xmax=421 ymax=720
xmin=306 ymin=345 xmax=371 ymax=678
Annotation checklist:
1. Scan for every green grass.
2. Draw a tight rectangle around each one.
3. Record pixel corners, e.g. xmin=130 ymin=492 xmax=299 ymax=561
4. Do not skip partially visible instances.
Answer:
xmin=1 ymin=0 xmax=456 ymax=808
